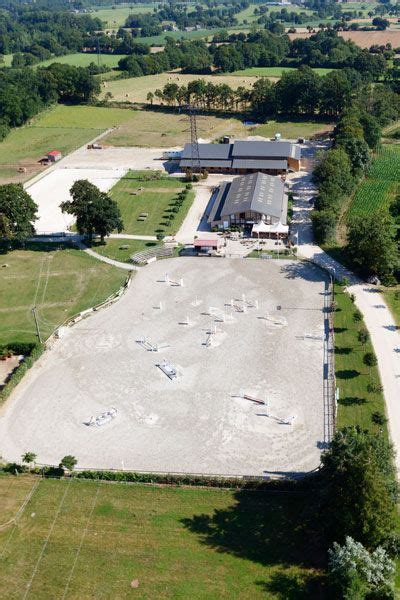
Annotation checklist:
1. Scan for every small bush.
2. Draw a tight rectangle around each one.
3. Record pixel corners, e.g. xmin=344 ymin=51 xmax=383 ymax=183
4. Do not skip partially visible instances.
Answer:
xmin=353 ymin=309 xmax=363 ymax=323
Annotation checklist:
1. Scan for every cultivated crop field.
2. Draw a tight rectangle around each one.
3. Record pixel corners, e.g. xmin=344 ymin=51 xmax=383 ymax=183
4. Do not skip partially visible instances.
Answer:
xmin=289 ymin=29 xmax=400 ymax=48
xmin=0 ymin=476 xmax=324 ymax=598
xmin=110 ymin=170 xmax=194 ymax=236
xmin=0 ymin=245 xmax=126 ymax=346
xmin=347 ymin=145 xmax=400 ymax=219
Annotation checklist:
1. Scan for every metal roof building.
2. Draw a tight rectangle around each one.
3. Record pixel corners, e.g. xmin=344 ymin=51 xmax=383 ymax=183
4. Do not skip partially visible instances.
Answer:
xmin=208 ymin=172 xmax=287 ymax=231
xmin=180 ymin=140 xmax=301 ymax=174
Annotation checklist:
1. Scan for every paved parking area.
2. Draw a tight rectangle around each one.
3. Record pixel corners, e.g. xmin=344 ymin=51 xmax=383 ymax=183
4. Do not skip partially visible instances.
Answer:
xmin=0 ymin=258 xmax=328 ymax=476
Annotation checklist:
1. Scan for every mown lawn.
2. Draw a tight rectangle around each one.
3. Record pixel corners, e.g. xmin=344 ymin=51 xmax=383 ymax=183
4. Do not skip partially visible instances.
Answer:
xmin=334 ymin=285 xmax=387 ymax=432
xmin=0 ymin=476 xmax=325 ymax=598
xmin=90 ymin=238 xmax=160 ymax=263
xmin=109 ymin=171 xmax=194 ymax=236
xmin=0 ymin=244 xmax=127 ymax=346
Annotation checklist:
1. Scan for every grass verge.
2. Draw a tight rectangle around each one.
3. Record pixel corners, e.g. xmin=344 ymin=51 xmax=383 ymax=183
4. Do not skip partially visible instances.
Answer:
xmin=334 ymin=284 xmax=387 ymax=432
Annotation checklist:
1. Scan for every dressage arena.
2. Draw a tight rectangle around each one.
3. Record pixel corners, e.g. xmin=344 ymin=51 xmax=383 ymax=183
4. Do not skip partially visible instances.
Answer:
xmin=0 ymin=258 xmax=329 ymax=476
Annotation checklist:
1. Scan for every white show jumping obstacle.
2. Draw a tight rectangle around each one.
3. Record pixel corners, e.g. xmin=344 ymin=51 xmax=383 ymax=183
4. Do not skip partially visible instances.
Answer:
xmin=157 ymin=358 xmax=181 ymax=380
xmin=85 ymin=407 xmax=118 ymax=427
xmin=233 ymin=391 xmax=295 ymax=425
xmin=136 ymin=336 xmax=170 ymax=352
xmin=163 ymin=273 xmax=184 ymax=287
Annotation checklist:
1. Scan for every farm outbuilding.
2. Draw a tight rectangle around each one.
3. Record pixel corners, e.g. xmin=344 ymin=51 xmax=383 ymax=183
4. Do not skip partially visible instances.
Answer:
xmin=193 ymin=238 xmax=222 ymax=253
xmin=47 ymin=150 xmax=62 ymax=162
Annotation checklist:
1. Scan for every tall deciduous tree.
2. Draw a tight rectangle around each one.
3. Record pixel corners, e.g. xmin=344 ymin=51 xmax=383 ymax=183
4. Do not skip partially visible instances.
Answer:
xmin=0 ymin=184 xmax=37 ymax=240
xmin=347 ymin=212 xmax=398 ymax=278
xmin=321 ymin=427 xmax=397 ymax=550
xmin=61 ymin=180 xmax=123 ymax=242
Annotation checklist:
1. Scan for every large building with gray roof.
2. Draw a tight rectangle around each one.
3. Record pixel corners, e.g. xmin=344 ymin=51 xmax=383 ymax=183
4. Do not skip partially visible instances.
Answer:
xmin=180 ymin=140 xmax=301 ymax=175
xmin=208 ymin=172 xmax=287 ymax=232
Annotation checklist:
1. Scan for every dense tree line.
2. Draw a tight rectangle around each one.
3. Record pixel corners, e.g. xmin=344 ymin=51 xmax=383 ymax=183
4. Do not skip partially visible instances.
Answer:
xmin=0 ymin=63 xmax=99 ymax=140
xmin=124 ymin=0 xmax=248 ymax=37
xmin=149 ymin=67 xmax=399 ymax=124
xmin=0 ymin=7 xmax=102 ymax=57
xmin=114 ymin=30 xmax=390 ymax=81
xmin=311 ymin=107 xmax=380 ymax=246
xmin=321 ymin=427 xmax=398 ymax=597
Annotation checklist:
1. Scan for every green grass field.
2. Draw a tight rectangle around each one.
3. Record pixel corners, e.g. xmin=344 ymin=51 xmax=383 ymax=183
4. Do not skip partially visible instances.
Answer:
xmin=90 ymin=238 xmax=160 ymax=263
xmin=104 ymin=108 xmax=333 ymax=147
xmin=346 ymin=145 xmax=400 ymax=220
xmin=0 ymin=476 xmax=324 ymax=598
xmin=93 ymin=4 xmax=158 ymax=29
xmin=0 ymin=244 xmax=127 ymax=346
xmin=101 ymin=71 xmax=259 ymax=103
xmin=230 ymin=67 xmax=335 ymax=77
xmin=109 ymin=171 xmax=193 ymax=236
xmin=334 ymin=285 xmax=387 ymax=431
xmin=34 ymin=53 xmax=126 ymax=69
xmin=0 ymin=105 xmax=137 ymax=184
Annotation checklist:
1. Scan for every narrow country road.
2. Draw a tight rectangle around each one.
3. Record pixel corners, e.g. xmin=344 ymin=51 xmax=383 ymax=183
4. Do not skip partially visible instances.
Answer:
xmin=289 ymin=169 xmax=400 ymax=476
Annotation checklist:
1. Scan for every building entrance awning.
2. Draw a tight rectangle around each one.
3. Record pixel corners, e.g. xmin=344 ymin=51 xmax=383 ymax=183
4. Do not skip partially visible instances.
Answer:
xmin=252 ymin=221 xmax=289 ymax=235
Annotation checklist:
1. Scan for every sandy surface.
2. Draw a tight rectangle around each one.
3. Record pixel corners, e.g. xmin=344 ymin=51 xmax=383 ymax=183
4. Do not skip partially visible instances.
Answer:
xmin=27 ymin=167 xmax=127 ymax=234
xmin=25 ymin=145 xmax=176 ymax=234
xmin=0 ymin=258 xmax=327 ymax=476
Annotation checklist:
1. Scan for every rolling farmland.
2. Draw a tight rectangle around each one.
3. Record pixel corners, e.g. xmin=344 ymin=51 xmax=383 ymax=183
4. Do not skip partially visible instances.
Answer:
xmin=347 ymin=145 xmax=400 ymax=219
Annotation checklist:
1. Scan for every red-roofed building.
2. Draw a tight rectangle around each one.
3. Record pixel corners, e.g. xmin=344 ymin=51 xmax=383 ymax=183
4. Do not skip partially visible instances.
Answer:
xmin=47 ymin=150 xmax=62 ymax=162
xmin=193 ymin=238 xmax=221 ymax=253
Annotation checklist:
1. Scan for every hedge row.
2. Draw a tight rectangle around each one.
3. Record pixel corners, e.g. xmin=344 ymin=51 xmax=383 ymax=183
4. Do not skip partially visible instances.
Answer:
xmin=0 ymin=343 xmax=43 ymax=404
xmin=57 ymin=468 xmax=319 ymax=490
xmin=0 ymin=464 xmax=321 ymax=490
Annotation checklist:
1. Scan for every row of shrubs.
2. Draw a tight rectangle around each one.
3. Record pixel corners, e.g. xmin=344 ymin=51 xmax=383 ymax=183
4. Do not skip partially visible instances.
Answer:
xmin=0 ymin=343 xmax=43 ymax=404
xmin=0 ymin=463 xmax=320 ymax=491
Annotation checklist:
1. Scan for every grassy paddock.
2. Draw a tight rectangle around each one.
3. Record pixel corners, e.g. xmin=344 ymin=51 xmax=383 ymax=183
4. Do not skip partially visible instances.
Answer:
xmin=104 ymin=108 xmax=332 ymax=146
xmin=0 ymin=104 xmax=137 ymax=183
xmin=0 ymin=474 xmax=38 ymax=525
xmin=334 ymin=285 xmax=387 ymax=431
xmin=109 ymin=170 xmax=193 ymax=236
xmin=34 ymin=53 xmax=126 ymax=69
xmin=0 ymin=476 xmax=325 ymax=598
xmin=95 ymin=5 xmax=158 ymax=29
xmin=0 ymin=244 xmax=126 ymax=346
xmin=100 ymin=71 xmax=258 ymax=103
